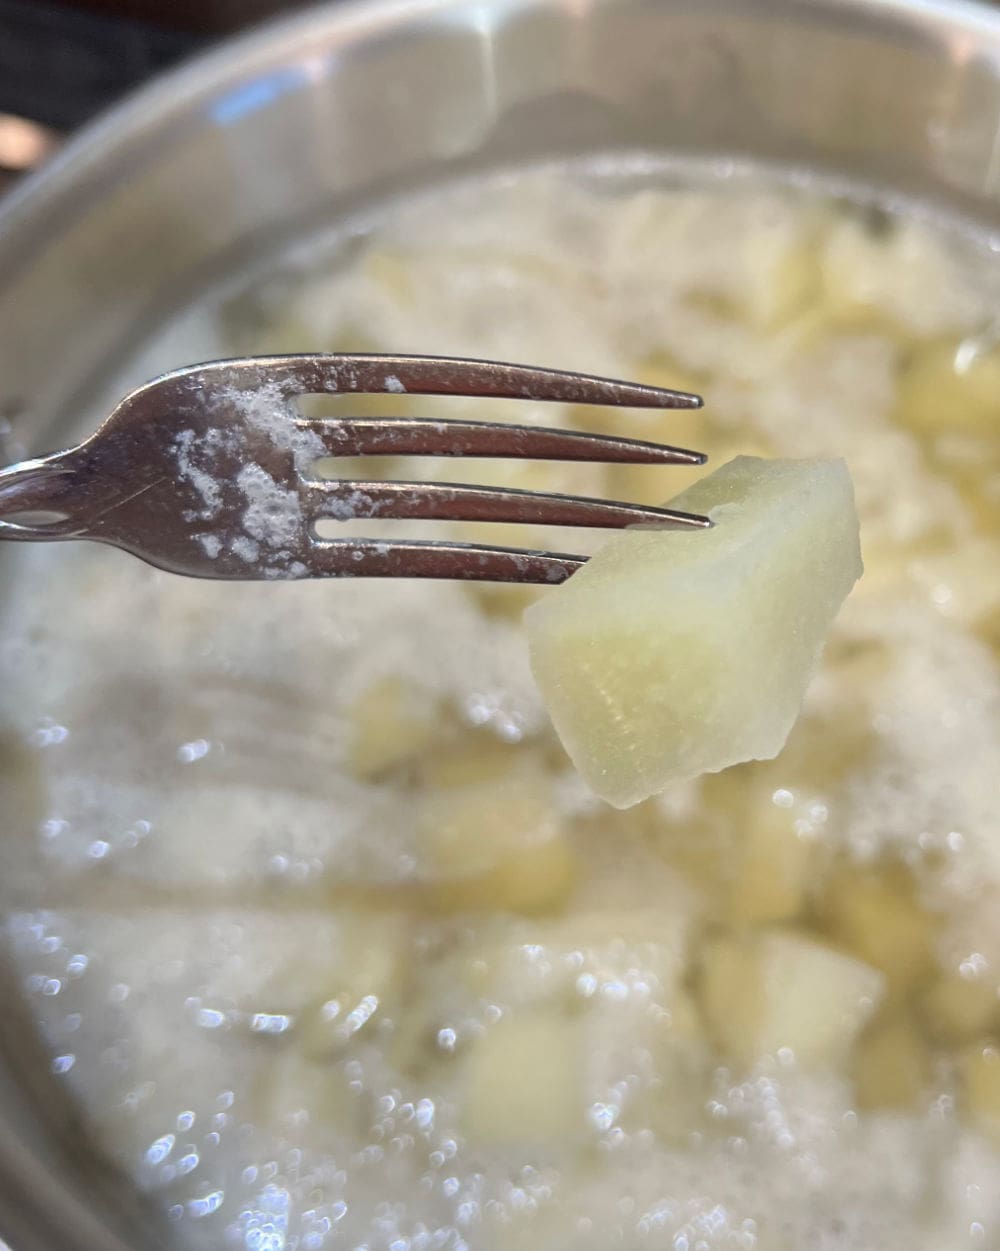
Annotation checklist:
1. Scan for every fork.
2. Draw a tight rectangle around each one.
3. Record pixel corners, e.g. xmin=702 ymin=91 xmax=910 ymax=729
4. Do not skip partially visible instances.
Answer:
xmin=0 ymin=354 xmax=710 ymax=583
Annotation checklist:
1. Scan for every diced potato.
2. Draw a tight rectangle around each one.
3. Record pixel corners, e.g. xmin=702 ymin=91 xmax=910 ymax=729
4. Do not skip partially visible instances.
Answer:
xmin=421 ymin=736 xmax=531 ymax=789
xmin=605 ymin=188 xmax=821 ymax=331
xmin=822 ymin=864 xmax=940 ymax=999
xmin=643 ymin=992 xmax=710 ymax=1146
xmin=255 ymin=1049 xmax=360 ymax=1143
xmin=452 ymin=891 xmax=696 ymax=1018
xmin=754 ymin=930 xmax=884 ymax=1068
xmin=896 ymin=340 xmax=1000 ymax=439
xmin=364 ymin=248 xmax=416 ymax=305
xmin=729 ymin=800 xmax=815 ymax=925
xmin=919 ymin=974 xmax=1000 ymax=1045
xmin=555 ymin=904 xmax=695 ymax=1002
xmin=650 ymin=803 xmax=734 ymax=913
xmin=758 ymin=236 xmax=824 ymax=330
xmin=820 ymin=216 xmax=982 ymax=339
xmin=699 ymin=928 xmax=883 ymax=1069
xmin=462 ymin=1010 xmax=581 ymax=1147
xmin=908 ymin=537 xmax=1000 ymax=629
xmin=702 ymin=763 xmax=819 ymax=924
xmin=961 ymin=1044 xmax=1000 ymax=1145
xmin=0 ymin=730 xmax=45 ymax=841
xmin=346 ymin=675 xmax=441 ymax=779
xmin=525 ymin=456 xmax=863 ymax=808
xmin=297 ymin=911 xmax=409 ymax=1058
xmin=697 ymin=932 xmax=764 ymax=1068
xmin=418 ymin=764 xmax=576 ymax=914
xmin=852 ymin=1013 xmax=931 ymax=1110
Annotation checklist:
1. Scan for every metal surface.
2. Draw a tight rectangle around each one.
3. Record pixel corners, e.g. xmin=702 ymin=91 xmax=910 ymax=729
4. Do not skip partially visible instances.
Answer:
xmin=0 ymin=354 xmax=708 ymax=583
xmin=4 ymin=0 xmax=1000 ymax=1247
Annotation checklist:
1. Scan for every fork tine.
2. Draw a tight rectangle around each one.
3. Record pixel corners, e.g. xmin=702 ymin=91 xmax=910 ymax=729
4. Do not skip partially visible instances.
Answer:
xmin=305 ymin=480 xmax=711 ymax=530
xmin=197 ymin=354 xmax=703 ymax=409
xmin=310 ymin=537 xmax=586 ymax=583
xmin=296 ymin=417 xmax=706 ymax=464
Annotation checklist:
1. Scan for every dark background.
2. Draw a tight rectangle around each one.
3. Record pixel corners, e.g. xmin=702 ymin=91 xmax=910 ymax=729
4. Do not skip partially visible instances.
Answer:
xmin=0 ymin=0 xmax=308 ymax=133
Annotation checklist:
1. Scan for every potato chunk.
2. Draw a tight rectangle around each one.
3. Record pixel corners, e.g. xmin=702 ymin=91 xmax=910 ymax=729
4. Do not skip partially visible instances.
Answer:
xmin=919 ymin=973 xmax=1000 ymax=1044
xmin=852 ymin=1012 xmax=931 ymax=1111
xmin=346 ymin=674 xmax=440 ymax=779
xmin=961 ymin=1044 xmax=1000 ymax=1145
xmin=822 ymin=864 xmax=939 ymax=999
xmin=699 ymin=929 xmax=883 ymax=1069
xmin=525 ymin=456 xmax=862 ymax=807
xmin=418 ymin=763 xmax=576 ymax=915
xmin=462 ymin=1011 xmax=581 ymax=1147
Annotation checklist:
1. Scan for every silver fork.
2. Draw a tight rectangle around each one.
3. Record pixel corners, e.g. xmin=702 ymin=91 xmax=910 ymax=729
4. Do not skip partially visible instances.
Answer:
xmin=0 ymin=354 xmax=710 ymax=583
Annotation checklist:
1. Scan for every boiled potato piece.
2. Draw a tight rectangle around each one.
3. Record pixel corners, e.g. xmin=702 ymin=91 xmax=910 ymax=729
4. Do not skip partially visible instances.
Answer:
xmin=641 ymin=991 xmax=710 ymax=1146
xmin=729 ymin=800 xmax=815 ymax=925
xmin=908 ymin=536 xmax=1000 ymax=629
xmin=462 ymin=1010 xmax=582 ymax=1147
xmin=753 ymin=931 xmax=883 ymax=1067
xmin=525 ymin=456 xmax=863 ymax=807
xmin=701 ymin=763 xmax=819 ymax=925
xmin=421 ymin=736 xmax=527 ymax=789
xmin=346 ymin=674 xmax=441 ymax=779
xmin=297 ymin=911 xmax=409 ymax=1058
xmin=852 ymin=1012 xmax=931 ymax=1110
xmin=822 ymin=864 xmax=939 ymax=998
xmin=698 ymin=932 xmax=763 ymax=1068
xmin=699 ymin=928 xmax=883 ymax=1069
xmin=961 ymin=1044 xmax=1000 ymax=1145
xmin=451 ymin=889 xmax=696 ymax=1014
xmin=820 ymin=216 xmax=982 ymax=338
xmin=896 ymin=340 xmax=1000 ymax=439
xmin=418 ymin=763 xmax=576 ymax=914
xmin=255 ymin=1049 xmax=360 ymax=1143
xmin=919 ymin=974 xmax=1000 ymax=1045
xmin=605 ymin=188 xmax=820 ymax=330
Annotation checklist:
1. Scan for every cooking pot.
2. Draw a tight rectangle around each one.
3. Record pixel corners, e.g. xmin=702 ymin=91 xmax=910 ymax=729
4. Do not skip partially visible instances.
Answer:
xmin=2 ymin=0 xmax=1000 ymax=1246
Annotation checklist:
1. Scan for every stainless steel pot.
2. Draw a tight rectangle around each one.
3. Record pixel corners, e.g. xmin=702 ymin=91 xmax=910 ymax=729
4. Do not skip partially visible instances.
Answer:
xmin=3 ymin=0 xmax=1000 ymax=1246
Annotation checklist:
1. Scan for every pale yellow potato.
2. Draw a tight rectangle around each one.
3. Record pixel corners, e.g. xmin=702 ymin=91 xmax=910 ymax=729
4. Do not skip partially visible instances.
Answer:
xmin=417 ymin=762 xmax=576 ymax=914
xmin=704 ymin=763 xmax=820 ymax=925
xmin=448 ymin=884 xmax=697 ymax=1017
xmin=754 ymin=930 xmax=884 ymax=1068
xmin=823 ymin=865 xmax=940 ymax=999
xmin=604 ymin=188 xmax=821 ymax=330
xmin=525 ymin=456 xmax=863 ymax=807
xmin=896 ymin=340 xmax=1000 ymax=439
xmin=961 ymin=1044 xmax=1000 ymax=1145
xmin=729 ymin=804 xmax=815 ymax=925
xmin=297 ymin=911 xmax=409 ymax=1058
xmin=697 ymin=932 xmax=764 ymax=1068
xmin=255 ymin=1049 xmax=361 ymax=1143
xmin=643 ymin=992 xmax=711 ymax=1145
xmin=462 ymin=1010 xmax=582 ymax=1147
xmin=852 ymin=1013 xmax=931 ymax=1110
xmin=908 ymin=536 xmax=1000 ymax=629
xmin=820 ymin=216 xmax=983 ymax=338
xmin=699 ymin=928 xmax=883 ymax=1069
xmin=420 ymin=736 xmax=530 ymax=788
xmin=919 ymin=974 xmax=1000 ymax=1045
xmin=548 ymin=903 xmax=695 ymax=1000
xmin=346 ymin=674 xmax=442 ymax=779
